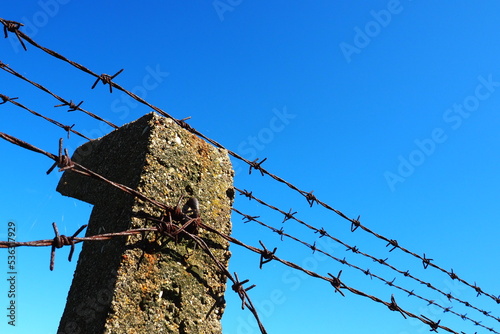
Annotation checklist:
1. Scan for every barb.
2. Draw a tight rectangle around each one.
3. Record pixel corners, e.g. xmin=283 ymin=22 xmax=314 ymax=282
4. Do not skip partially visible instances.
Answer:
xmin=305 ymin=190 xmax=317 ymax=207
xmin=248 ymin=158 xmax=267 ymax=176
xmin=55 ymin=100 xmax=83 ymax=112
xmin=328 ymin=271 xmax=345 ymax=297
xmin=0 ymin=94 xmax=18 ymax=104
xmin=91 ymin=69 xmax=124 ymax=93
xmin=46 ymin=138 xmax=74 ymax=174
xmin=282 ymin=208 xmax=297 ymax=223
xmin=388 ymin=294 xmax=407 ymax=319
xmin=1 ymin=19 xmax=26 ymax=50
xmin=234 ymin=187 xmax=500 ymax=324
xmin=0 ymin=225 xmax=156 ymax=267
xmin=231 ymin=272 xmax=256 ymax=309
xmin=50 ymin=222 xmax=87 ymax=271
xmin=258 ymin=240 xmax=277 ymax=269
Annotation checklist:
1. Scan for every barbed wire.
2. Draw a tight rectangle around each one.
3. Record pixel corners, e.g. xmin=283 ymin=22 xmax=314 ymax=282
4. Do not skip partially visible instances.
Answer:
xmin=0 ymin=61 xmax=118 ymax=129
xmin=0 ymin=130 xmax=269 ymax=331
xmin=231 ymin=207 xmax=498 ymax=333
xmin=0 ymin=132 xmax=195 ymax=220
xmin=0 ymin=131 xmax=476 ymax=333
xmin=0 ymin=93 xmax=90 ymax=140
xmin=195 ymin=222 xmax=463 ymax=334
xmin=235 ymin=187 xmax=500 ymax=325
xmin=1 ymin=17 xmax=497 ymax=306
xmin=0 ymin=219 xmax=268 ymax=333
xmin=0 ymin=216 xmax=460 ymax=334
xmin=1 ymin=18 xmax=498 ymax=333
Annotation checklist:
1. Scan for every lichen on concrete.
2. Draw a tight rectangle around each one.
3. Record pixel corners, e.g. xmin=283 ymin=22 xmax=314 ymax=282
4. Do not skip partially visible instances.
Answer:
xmin=57 ymin=112 xmax=234 ymax=334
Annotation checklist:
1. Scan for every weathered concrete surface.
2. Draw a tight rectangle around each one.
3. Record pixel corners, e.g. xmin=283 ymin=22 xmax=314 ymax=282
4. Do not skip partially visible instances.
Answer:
xmin=56 ymin=112 xmax=234 ymax=334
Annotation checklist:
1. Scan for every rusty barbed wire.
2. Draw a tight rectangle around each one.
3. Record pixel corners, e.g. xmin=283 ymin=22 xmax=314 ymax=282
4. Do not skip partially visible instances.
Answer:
xmin=231 ymin=207 xmax=499 ymax=333
xmin=0 ymin=16 xmax=495 ymax=306
xmin=0 ymin=131 xmax=489 ymax=333
xmin=234 ymin=169 xmax=500 ymax=305
xmin=0 ymin=94 xmax=90 ymax=140
xmin=0 ymin=61 xmax=118 ymax=129
xmin=235 ymin=187 xmax=500 ymax=325
xmin=0 ymin=216 xmax=463 ymax=334
xmin=0 ymin=160 xmax=266 ymax=333
xmin=0 ymin=132 xmax=183 ymax=218
xmin=198 ymin=221 xmax=463 ymax=334
xmin=182 ymin=230 xmax=268 ymax=334
xmin=0 ymin=219 xmax=268 ymax=333
xmin=0 ymin=131 xmax=212 ymax=238
xmin=1 ymin=18 xmax=498 ymax=332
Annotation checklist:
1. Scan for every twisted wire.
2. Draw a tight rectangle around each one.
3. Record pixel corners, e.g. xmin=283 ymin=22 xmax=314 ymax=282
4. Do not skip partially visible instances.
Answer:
xmin=0 ymin=17 xmax=494 ymax=305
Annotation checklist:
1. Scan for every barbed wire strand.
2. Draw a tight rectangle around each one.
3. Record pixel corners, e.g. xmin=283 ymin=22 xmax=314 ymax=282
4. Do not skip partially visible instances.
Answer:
xmin=0 ymin=131 xmax=477 ymax=333
xmin=1 ymin=17 xmax=498 ymax=322
xmin=0 ymin=61 xmax=118 ymax=129
xmin=0 ymin=128 xmax=268 ymax=330
xmin=0 ymin=132 xmax=190 ymax=219
xmin=0 ymin=17 xmax=495 ymax=305
xmin=0 ymin=219 xmax=268 ymax=333
xmin=0 ymin=94 xmax=91 ymax=140
xmin=198 ymin=221 xmax=463 ymax=334
xmin=0 ymin=218 xmax=460 ymax=334
xmin=0 ymin=130 xmax=260 ymax=296
xmin=183 ymin=230 xmax=268 ymax=334
xmin=235 ymin=187 xmax=500 ymax=325
xmin=231 ymin=207 xmax=498 ymax=333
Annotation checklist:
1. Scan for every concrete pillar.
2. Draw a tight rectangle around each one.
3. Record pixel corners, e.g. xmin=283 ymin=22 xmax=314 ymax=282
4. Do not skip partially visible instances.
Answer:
xmin=56 ymin=112 xmax=234 ymax=334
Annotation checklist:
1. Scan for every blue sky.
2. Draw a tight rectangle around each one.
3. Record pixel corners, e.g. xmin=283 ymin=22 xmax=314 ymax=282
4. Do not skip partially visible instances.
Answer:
xmin=1 ymin=1 xmax=500 ymax=333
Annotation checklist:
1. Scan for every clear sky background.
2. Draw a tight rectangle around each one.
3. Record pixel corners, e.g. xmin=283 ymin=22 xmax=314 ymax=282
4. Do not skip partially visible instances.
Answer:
xmin=1 ymin=1 xmax=499 ymax=333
